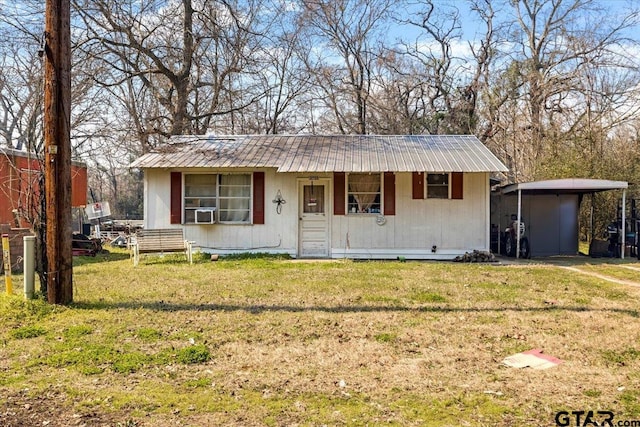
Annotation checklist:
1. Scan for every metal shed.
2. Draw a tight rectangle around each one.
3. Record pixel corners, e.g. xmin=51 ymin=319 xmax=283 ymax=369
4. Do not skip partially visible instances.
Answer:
xmin=492 ymin=179 xmax=629 ymax=258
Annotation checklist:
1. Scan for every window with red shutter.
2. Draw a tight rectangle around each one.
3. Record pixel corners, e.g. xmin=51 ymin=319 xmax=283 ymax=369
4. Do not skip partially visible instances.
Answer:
xmin=253 ymin=172 xmax=265 ymax=224
xmin=170 ymin=172 xmax=182 ymax=224
xmin=412 ymin=172 xmax=424 ymax=199
xmin=334 ymin=172 xmax=346 ymax=215
xmin=451 ymin=172 xmax=463 ymax=199
xmin=383 ymin=172 xmax=395 ymax=215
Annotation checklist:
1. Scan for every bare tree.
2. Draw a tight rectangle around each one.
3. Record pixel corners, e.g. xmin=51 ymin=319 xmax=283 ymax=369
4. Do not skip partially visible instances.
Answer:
xmin=399 ymin=0 xmax=461 ymax=134
xmin=0 ymin=1 xmax=105 ymax=155
xmin=72 ymin=0 xmax=269 ymax=152
xmin=383 ymin=0 xmax=499 ymax=136
xmin=501 ymin=0 xmax=640 ymax=178
xmin=0 ymin=2 xmax=45 ymax=151
xmin=254 ymin=21 xmax=313 ymax=134
xmin=298 ymin=0 xmax=396 ymax=135
xmin=367 ymin=51 xmax=429 ymax=135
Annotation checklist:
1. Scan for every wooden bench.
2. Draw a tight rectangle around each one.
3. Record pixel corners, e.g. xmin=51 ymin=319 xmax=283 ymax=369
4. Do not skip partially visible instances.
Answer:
xmin=131 ymin=229 xmax=193 ymax=266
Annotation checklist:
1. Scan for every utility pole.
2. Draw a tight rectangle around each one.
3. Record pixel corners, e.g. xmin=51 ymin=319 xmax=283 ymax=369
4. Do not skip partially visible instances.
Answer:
xmin=44 ymin=0 xmax=73 ymax=304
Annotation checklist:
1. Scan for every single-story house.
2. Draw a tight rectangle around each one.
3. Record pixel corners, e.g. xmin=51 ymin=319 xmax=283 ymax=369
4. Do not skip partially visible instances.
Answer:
xmin=491 ymin=178 xmax=630 ymax=258
xmin=130 ymin=135 xmax=508 ymax=259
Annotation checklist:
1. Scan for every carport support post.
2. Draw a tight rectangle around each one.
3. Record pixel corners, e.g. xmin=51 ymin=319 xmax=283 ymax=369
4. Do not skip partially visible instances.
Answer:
xmin=498 ymin=194 xmax=501 ymax=254
xmin=590 ymin=194 xmax=595 ymax=244
xmin=622 ymin=189 xmax=626 ymax=259
xmin=516 ymin=189 xmax=522 ymax=259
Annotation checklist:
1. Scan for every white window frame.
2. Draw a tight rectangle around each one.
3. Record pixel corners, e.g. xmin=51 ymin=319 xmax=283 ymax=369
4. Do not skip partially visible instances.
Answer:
xmin=183 ymin=173 xmax=252 ymax=224
xmin=426 ymin=173 xmax=451 ymax=199
xmin=218 ymin=174 xmax=252 ymax=223
xmin=346 ymin=173 xmax=382 ymax=214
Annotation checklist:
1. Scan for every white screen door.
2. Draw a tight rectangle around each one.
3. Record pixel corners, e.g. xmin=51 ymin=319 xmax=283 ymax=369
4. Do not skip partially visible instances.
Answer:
xmin=298 ymin=180 xmax=329 ymax=257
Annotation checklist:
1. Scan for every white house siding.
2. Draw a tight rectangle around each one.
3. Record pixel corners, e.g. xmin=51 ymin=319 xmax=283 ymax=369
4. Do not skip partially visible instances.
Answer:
xmin=331 ymin=172 xmax=489 ymax=259
xmin=144 ymin=168 xmax=302 ymax=256
xmin=188 ymin=170 xmax=300 ymax=255
xmin=143 ymin=169 xmax=489 ymax=259
xmin=144 ymin=169 xmax=172 ymax=229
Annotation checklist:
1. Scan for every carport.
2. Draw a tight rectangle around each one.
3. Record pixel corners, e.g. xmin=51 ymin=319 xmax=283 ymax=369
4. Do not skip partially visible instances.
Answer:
xmin=495 ymin=178 xmax=629 ymax=258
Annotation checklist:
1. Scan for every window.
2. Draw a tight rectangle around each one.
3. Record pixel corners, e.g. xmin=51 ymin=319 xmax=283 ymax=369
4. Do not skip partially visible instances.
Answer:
xmin=218 ymin=174 xmax=251 ymax=222
xmin=303 ymin=184 xmax=325 ymax=214
xmin=183 ymin=174 xmax=251 ymax=223
xmin=184 ymin=174 xmax=217 ymax=223
xmin=347 ymin=173 xmax=381 ymax=213
xmin=427 ymin=173 xmax=449 ymax=199
xmin=412 ymin=172 xmax=463 ymax=200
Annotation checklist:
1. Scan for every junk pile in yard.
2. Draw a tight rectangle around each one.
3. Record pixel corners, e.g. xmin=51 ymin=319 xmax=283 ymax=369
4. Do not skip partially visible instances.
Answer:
xmin=72 ymin=232 xmax=102 ymax=257
xmin=453 ymin=250 xmax=496 ymax=263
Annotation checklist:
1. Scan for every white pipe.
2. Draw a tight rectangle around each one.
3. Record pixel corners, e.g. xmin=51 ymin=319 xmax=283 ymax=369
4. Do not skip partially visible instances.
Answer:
xmin=23 ymin=235 xmax=35 ymax=299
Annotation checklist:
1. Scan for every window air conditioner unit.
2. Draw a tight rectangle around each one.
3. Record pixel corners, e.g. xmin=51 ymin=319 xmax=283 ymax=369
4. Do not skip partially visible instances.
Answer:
xmin=195 ymin=208 xmax=216 ymax=224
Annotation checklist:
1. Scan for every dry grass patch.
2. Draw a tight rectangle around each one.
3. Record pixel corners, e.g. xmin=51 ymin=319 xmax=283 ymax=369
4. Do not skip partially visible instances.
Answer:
xmin=1 ymin=252 xmax=640 ymax=426
xmin=573 ymin=263 xmax=640 ymax=284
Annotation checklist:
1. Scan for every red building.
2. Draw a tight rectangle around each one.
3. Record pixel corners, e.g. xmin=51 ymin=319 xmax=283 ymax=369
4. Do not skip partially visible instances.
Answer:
xmin=0 ymin=148 xmax=87 ymax=228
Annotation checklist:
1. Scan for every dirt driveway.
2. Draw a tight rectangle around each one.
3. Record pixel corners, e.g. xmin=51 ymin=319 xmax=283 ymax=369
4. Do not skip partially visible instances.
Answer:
xmin=494 ymin=254 xmax=640 ymax=287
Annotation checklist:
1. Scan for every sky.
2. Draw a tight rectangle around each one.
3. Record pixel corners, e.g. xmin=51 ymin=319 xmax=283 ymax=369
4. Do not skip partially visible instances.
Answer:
xmin=390 ymin=0 xmax=640 ymax=62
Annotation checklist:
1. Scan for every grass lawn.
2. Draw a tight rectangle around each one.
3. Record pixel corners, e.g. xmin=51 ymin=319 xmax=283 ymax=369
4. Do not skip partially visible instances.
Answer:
xmin=2 ymin=250 xmax=640 ymax=426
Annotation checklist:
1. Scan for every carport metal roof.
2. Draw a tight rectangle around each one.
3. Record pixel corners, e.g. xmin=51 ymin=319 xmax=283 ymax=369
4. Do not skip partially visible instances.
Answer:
xmin=501 ymin=178 xmax=628 ymax=195
xmin=499 ymin=178 xmax=629 ymax=259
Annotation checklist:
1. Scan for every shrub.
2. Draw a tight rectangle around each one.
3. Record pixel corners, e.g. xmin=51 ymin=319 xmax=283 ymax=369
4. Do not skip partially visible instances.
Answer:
xmin=176 ymin=344 xmax=211 ymax=364
xmin=10 ymin=325 xmax=47 ymax=339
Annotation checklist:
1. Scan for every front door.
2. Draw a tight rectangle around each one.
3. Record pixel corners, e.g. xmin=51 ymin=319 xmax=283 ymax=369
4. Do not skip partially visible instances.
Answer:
xmin=298 ymin=180 xmax=329 ymax=257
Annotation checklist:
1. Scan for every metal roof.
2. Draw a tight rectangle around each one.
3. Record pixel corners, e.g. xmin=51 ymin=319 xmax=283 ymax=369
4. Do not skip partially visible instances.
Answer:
xmin=130 ymin=134 xmax=508 ymax=173
xmin=1 ymin=147 xmax=87 ymax=168
xmin=501 ymin=178 xmax=628 ymax=195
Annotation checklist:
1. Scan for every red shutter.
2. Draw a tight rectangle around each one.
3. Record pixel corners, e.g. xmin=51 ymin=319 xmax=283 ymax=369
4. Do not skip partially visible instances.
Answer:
xmin=253 ymin=171 xmax=265 ymax=224
xmin=451 ymin=172 xmax=463 ymax=199
xmin=383 ymin=172 xmax=395 ymax=216
xmin=412 ymin=172 xmax=424 ymax=199
xmin=333 ymin=172 xmax=346 ymax=215
xmin=170 ymin=172 xmax=182 ymax=224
